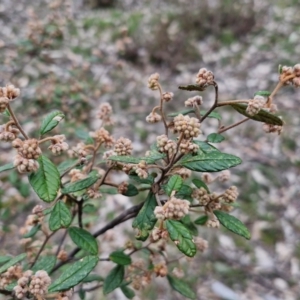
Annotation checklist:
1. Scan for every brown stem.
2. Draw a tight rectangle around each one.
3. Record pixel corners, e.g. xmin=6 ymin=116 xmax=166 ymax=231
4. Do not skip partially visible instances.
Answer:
xmin=4 ymin=120 xmax=15 ymax=132
xmin=7 ymin=104 xmax=29 ymax=139
xmin=50 ymin=202 xmax=144 ymax=274
xmin=218 ymin=117 xmax=249 ymax=134
xmin=38 ymin=136 xmax=58 ymax=144
xmin=93 ymin=166 xmax=113 ymax=190
xmin=200 ymin=81 xmax=218 ymax=123
xmin=157 ymin=83 xmax=168 ymax=135
xmin=30 ymin=231 xmax=55 ymax=268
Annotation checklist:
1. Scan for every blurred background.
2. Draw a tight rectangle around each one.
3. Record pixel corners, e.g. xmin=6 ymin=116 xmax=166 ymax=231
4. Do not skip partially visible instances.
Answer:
xmin=0 ymin=0 xmax=300 ymax=299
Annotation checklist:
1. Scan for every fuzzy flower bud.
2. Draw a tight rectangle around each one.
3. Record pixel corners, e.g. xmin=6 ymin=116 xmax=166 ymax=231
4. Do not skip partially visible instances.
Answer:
xmin=15 ymin=139 xmax=42 ymax=159
xmin=263 ymin=123 xmax=283 ymax=135
xmin=171 ymin=167 xmax=192 ymax=180
xmin=179 ymin=140 xmax=199 ymax=154
xmin=184 ymin=95 xmax=203 ymax=107
xmin=0 ymin=97 xmax=9 ymax=113
xmin=173 ymin=114 xmax=201 ymax=139
xmin=206 ymin=218 xmax=220 ymax=228
xmin=134 ymin=160 xmax=148 ymax=179
xmin=218 ymin=170 xmax=231 ymax=182
xmin=148 ymin=73 xmax=160 ymax=90
xmin=154 ymin=197 xmax=190 ymax=220
xmin=69 ymin=142 xmax=88 ymax=158
xmin=118 ymin=181 xmax=129 ymax=194
xmin=292 ymin=77 xmax=300 ymax=87
xmin=201 ymin=173 xmax=214 ymax=184
xmin=154 ymin=263 xmax=168 ymax=277
xmin=0 ymin=126 xmax=19 ymax=141
xmin=246 ymin=95 xmax=266 ymax=116
xmin=196 ymin=68 xmax=214 ymax=86
xmin=293 ymin=64 xmax=300 ymax=76
xmin=48 ymin=135 xmax=68 ymax=155
xmin=69 ymin=169 xmax=86 ymax=182
xmin=192 ymin=187 xmax=210 ymax=205
xmin=194 ymin=237 xmax=208 ymax=252
xmin=114 ymin=137 xmax=133 ymax=156
xmin=150 ymin=227 xmax=168 ymax=242
xmin=162 ymin=92 xmax=174 ymax=102
xmin=6 ymin=84 xmax=20 ymax=99
xmin=146 ymin=111 xmax=162 ymax=123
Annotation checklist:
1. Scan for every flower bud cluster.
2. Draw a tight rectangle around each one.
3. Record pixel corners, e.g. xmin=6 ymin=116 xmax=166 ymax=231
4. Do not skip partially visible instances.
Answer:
xmin=57 ymin=249 xmax=68 ymax=262
xmin=156 ymin=135 xmax=177 ymax=156
xmin=87 ymin=188 xmax=102 ymax=199
xmin=246 ymin=95 xmax=266 ymax=116
xmin=69 ymin=142 xmax=88 ymax=158
xmin=146 ymin=111 xmax=162 ymax=123
xmin=69 ymin=169 xmax=86 ymax=182
xmin=192 ymin=187 xmax=210 ymax=205
xmin=162 ymin=92 xmax=173 ymax=102
xmin=0 ymin=265 xmax=23 ymax=289
xmin=13 ymin=270 xmax=33 ymax=299
xmin=13 ymin=155 xmax=40 ymax=173
xmin=154 ymin=197 xmax=190 ymax=220
xmin=153 ymin=263 xmax=168 ymax=277
xmin=48 ymin=135 xmax=69 ymax=155
xmin=201 ymin=173 xmax=214 ymax=184
xmin=150 ymin=227 xmax=169 ymax=242
xmin=263 ymin=123 xmax=283 ymax=135
xmin=12 ymin=138 xmax=42 ymax=159
xmin=97 ymin=102 xmax=113 ymax=125
xmin=0 ymin=84 xmax=20 ymax=100
xmin=185 ymin=95 xmax=203 ymax=107
xmin=28 ymin=270 xmax=51 ymax=297
xmin=222 ymin=186 xmax=238 ymax=203
xmin=0 ymin=125 xmax=19 ymax=141
xmin=196 ymin=68 xmax=214 ymax=86
xmin=148 ymin=73 xmax=160 ymax=90
xmin=218 ymin=170 xmax=231 ymax=182
xmin=173 ymin=114 xmax=201 ymax=139
xmin=0 ymin=97 xmax=9 ymax=113
xmin=171 ymin=167 xmax=191 ymax=180
xmin=118 ymin=181 xmax=129 ymax=194
xmin=206 ymin=218 xmax=220 ymax=228
xmin=114 ymin=137 xmax=133 ymax=156
xmin=281 ymin=64 xmax=300 ymax=86
xmin=134 ymin=160 xmax=148 ymax=179
xmin=194 ymin=237 xmax=208 ymax=252
xmin=179 ymin=140 xmax=199 ymax=154
xmin=90 ymin=128 xmax=115 ymax=148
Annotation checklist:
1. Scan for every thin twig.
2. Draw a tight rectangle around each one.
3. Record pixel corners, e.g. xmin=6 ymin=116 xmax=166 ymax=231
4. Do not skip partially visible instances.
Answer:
xmin=218 ymin=117 xmax=249 ymax=134
xmin=50 ymin=202 xmax=144 ymax=274
xmin=7 ymin=103 xmax=29 ymax=139
xmin=200 ymin=81 xmax=218 ymax=123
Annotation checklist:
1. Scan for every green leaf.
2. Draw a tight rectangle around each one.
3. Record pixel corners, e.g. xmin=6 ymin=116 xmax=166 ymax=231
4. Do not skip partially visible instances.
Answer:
xmin=32 ymin=255 xmax=56 ymax=273
xmin=177 ymin=152 xmax=242 ymax=172
xmin=40 ymin=111 xmax=65 ymax=135
xmin=166 ymin=220 xmax=197 ymax=257
xmin=122 ymin=184 xmax=139 ymax=197
xmin=57 ymin=159 xmax=77 ymax=175
xmin=175 ymin=184 xmax=193 ymax=202
xmin=0 ymin=253 xmax=27 ymax=274
xmin=0 ymin=256 xmax=11 ymax=265
xmin=2 ymin=108 xmax=10 ymax=117
xmin=83 ymin=204 xmax=96 ymax=213
xmin=121 ymin=285 xmax=135 ymax=299
xmin=230 ymin=103 xmax=283 ymax=125
xmin=167 ymin=275 xmax=196 ymax=299
xmin=214 ymin=210 xmax=251 ymax=239
xmin=49 ymin=201 xmax=72 ymax=231
xmin=99 ymin=187 xmax=118 ymax=194
xmin=278 ymin=64 xmax=283 ymax=74
xmin=61 ymin=175 xmax=99 ymax=194
xmin=0 ymin=162 xmax=14 ymax=173
xmin=144 ymin=149 xmax=166 ymax=162
xmin=23 ymin=224 xmax=41 ymax=238
xmin=68 ymin=227 xmax=98 ymax=255
xmin=129 ymin=174 xmax=154 ymax=185
xmin=254 ymin=90 xmax=271 ymax=97
xmin=29 ymin=155 xmax=60 ymax=202
xmin=180 ymin=215 xmax=198 ymax=236
xmin=207 ymin=133 xmax=225 ymax=143
xmin=194 ymin=140 xmax=220 ymax=153
xmin=81 ymin=274 xmax=103 ymax=283
xmin=192 ymin=178 xmax=210 ymax=193
xmin=132 ymin=191 xmax=157 ymax=241
xmin=48 ymin=255 xmax=99 ymax=292
xmin=103 ymin=265 xmax=125 ymax=295
xmin=109 ymin=251 xmax=131 ymax=265
xmin=108 ymin=155 xmax=162 ymax=165
xmin=165 ymin=175 xmax=183 ymax=196
xmin=194 ymin=215 xmax=209 ymax=225
xmin=178 ymin=84 xmax=206 ymax=91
